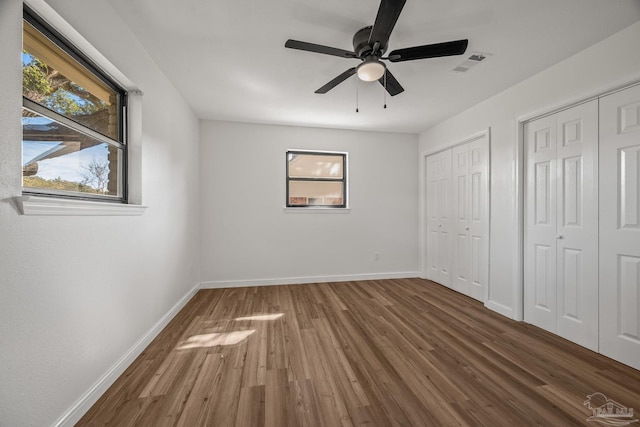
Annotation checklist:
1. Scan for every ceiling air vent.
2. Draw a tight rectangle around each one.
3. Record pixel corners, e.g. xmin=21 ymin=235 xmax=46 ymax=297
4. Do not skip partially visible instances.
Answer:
xmin=452 ymin=51 xmax=492 ymax=73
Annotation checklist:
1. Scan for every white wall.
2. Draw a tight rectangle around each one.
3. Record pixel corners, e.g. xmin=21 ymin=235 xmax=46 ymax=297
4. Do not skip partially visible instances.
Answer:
xmin=419 ymin=21 xmax=640 ymax=319
xmin=200 ymin=121 xmax=419 ymax=286
xmin=0 ymin=1 xmax=201 ymax=426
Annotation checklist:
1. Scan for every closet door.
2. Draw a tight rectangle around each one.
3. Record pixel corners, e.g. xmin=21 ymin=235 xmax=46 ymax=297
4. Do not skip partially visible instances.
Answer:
xmin=555 ymin=101 xmax=598 ymax=351
xmin=468 ymin=138 xmax=489 ymax=301
xmin=525 ymin=114 xmax=558 ymax=333
xmin=452 ymin=137 xmax=489 ymax=301
xmin=524 ymin=100 xmax=598 ymax=350
xmin=426 ymin=149 xmax=452 ymax=287
xmin=599 ymin=84 xmax=640 ymax=370
xmin=452 ymin=145 xmax=471 ymax=294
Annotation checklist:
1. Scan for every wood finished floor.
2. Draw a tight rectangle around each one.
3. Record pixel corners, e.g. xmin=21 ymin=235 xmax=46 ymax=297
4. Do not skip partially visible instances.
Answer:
xmin=78 ymin=279 xmax=640 ymax=426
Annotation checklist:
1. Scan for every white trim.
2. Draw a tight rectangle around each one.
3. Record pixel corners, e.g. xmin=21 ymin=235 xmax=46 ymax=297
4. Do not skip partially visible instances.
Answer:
xmin=418 ymin=151 xmax=429 ymax=279
xmin=23 ymin=0 xmax=141 ymax=92
xmin=485 ymin=300 xmax=514 ymax=318
xmin=286 ymin=148 xmax=348 ymax=155
xmin=512 ymin=118 xmax=525 ymax=321
xmin=284 ymin=207 xmax=350 ymax=214
xmin=126 ymin=91 xmax=143 ymax=205
xmin=484 ymin=127 xmax=493 ymax=306
xmin=52 ymin=283 xmax=200 ymax=427
xmin=19 ymin=195 xmax=147 ymax=216
xmin=423 ymin=129 xmax=489 ymax=157
xmin=201 ymin=272 xmax=421 ymax=289
xmin=516 ymin=78 xmax=640 ymax=125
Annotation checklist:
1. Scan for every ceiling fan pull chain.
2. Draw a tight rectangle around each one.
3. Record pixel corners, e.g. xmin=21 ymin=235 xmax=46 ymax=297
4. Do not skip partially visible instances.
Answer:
xmin=356 ymin=77 xmax=359 ymax=113
xmin=384 ymin=72 xmax=387 ymax=109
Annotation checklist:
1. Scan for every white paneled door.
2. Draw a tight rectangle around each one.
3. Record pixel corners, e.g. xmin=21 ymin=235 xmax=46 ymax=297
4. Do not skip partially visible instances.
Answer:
xmin=452 ymin=137 xmax=489 ymax=301
xmin=525 ymin=100 xmax=599 ymax=351
xmin=525 ymin=114 xmax=558 ymax=333
xmin=426 ymin=150 xmax=453 ymax=288
xmin=427 ymin=133 xmax=489 ymax=300
xmin=599 ymin=85 xmax=640 ymax=370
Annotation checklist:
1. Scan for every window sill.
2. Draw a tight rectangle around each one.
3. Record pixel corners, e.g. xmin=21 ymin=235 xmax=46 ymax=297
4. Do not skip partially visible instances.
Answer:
xmin=284 ymin=207 xmax=351 ymax=214
xmin=19 ymin=195 xmax=147 ymax=216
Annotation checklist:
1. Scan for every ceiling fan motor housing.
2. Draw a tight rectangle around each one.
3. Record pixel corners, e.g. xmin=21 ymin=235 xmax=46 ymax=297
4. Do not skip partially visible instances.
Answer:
xmin=353 ymin=26 xmax=386 ymax=58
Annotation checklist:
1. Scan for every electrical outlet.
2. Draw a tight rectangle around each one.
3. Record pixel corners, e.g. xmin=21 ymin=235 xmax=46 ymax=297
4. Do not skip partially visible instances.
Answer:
xmin=374 ymin=252 xmax=380 ymax=261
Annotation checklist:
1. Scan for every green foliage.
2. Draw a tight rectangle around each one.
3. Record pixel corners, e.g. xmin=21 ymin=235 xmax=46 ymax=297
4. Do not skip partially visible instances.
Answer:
xmin=22 ymin=56 xmax=53 ymax=99
xmin=22 ymin=51 xmax=105 ymax=116
xmin=47 ymin=91 xmax=95 ymax=116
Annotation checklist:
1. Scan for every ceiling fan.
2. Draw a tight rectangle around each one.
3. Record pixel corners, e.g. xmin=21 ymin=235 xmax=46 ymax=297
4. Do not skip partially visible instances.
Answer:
xmin=285 ymin=0 xmax=468 ymax=96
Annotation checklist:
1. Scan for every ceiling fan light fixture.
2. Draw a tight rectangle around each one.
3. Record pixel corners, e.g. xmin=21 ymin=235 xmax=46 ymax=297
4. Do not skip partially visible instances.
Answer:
xmin=357 ymin=60 xmax=385 ymax=82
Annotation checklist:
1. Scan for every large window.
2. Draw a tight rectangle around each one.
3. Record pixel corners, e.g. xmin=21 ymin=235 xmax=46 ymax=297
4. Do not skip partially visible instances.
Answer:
xmin=286 ymin=150 xmax=347 ymax=208
xmin=22 ymin=8 xmax=127 ymax=201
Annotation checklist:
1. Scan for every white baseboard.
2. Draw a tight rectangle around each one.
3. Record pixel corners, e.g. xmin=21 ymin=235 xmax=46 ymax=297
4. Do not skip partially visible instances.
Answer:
xmin=200 ymin=271 xmax=421 ymax=289
xmin=53 ymin=283 xmax=200 ymax=427
xmin=485 ymin=299 xmax=514 ymax=319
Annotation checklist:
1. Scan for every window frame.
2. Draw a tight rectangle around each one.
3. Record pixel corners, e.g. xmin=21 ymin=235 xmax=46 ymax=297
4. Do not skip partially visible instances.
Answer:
xmin=22 ymin=6 xmax=128 ymax=203
xmin=285 ymin=149 xmax=348 ymax=209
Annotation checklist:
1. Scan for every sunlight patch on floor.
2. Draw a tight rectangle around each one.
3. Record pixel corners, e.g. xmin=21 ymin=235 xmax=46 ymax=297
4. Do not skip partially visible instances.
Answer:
xmin=234 ymin=313 xmax=284 ymax=322
xmin=177 ymin=330 xmax=255 ymax=349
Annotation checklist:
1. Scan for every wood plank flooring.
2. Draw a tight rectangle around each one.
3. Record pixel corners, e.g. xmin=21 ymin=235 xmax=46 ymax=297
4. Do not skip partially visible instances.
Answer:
xmin=77 ymin=279 xmax=640 ymax=426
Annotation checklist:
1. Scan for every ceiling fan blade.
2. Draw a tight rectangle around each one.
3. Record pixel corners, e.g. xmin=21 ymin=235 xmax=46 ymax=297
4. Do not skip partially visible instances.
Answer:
xmin=285 ymin=39 xmax=356 ymax=58
xmin=378 ymin=69 xmax=404 ymax=96
xmin=315 ymin=68 xmax=357 ymax=94
xmin=388 ymin=39 xmax=468 ymax=62
xmin=369 ymin=0 xmax=407 ymax=50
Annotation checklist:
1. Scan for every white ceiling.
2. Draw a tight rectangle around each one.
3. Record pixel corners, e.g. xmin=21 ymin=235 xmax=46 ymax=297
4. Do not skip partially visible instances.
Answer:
xmin=107 ymin=0 xmax=640 ymax=134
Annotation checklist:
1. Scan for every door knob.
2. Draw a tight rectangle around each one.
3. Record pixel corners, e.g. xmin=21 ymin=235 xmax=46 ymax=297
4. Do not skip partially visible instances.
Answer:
xmin=556 ymin=234 xmax=564 ymax=240
xmin=465 ymin=226 xmax=470 ymax=231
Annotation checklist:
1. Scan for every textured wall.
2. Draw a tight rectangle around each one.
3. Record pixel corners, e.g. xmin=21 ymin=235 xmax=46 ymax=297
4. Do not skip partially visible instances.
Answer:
xmin=0 ymin=1 xmax=201 ymax=425
xmin=419 ymin=20 xmax=640 ymax=319
xmin=200 ymin=121 xmax=419 ymax=285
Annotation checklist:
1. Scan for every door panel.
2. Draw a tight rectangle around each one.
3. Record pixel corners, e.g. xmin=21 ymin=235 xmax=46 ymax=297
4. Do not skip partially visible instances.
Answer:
xmin=457 ymin=176 xmax=467 ymax=222
xmin=472 ymin=172 xmax=481 ymax=220
xmin=618 ymin=255 xmax=640 ymax=341
xmin=427 ymin=157 xmax=440 ymax=280
xmin=535 ymin=162 xmax=552 ymax=225
xmin=452 ymin=145 xmax=470 ymax=294
xmin=457 ymin=234 xmax=468 ymax=281
xmin=525 ymin=100 xmax=598 ymax=349
xmin=467 ymin=138 xmax=489 ymax=302
xmin=426 ymin=150 xmax=452 ymax=287
xmin=556 ymin=100 xmax=598 ymax=351
xmin=620 ymin=146 xmax=640 ymax=229
xmin=534 ymin=244 xmax=552 ymax=310
xmin=600 ymin=84 xmax=640 ymax=370
xmin=525 ymin=115 xmax=558 ymax=332
xmin=561 ymin=247 xmax=581 ymax=320
xmin=562 ymin=156 xmax=582 ymax=227
xmin=472 ymin=235 xmax=481 ymax=288
xmin=451 ymin=136 xmax=489 ymax=301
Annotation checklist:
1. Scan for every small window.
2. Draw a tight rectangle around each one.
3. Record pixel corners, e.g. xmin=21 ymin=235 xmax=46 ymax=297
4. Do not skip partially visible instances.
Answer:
xmin=286 ymin=150 xmax=347 ymax=208
xmin=22 ymin=8 xmax=127 ymax=201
